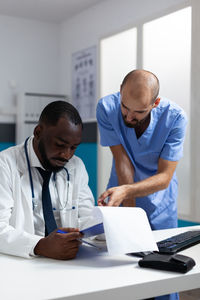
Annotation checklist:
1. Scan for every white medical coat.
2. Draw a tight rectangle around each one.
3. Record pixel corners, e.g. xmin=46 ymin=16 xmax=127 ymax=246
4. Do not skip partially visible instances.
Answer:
xmin=0 ymin=140 xmax=95 ymax=258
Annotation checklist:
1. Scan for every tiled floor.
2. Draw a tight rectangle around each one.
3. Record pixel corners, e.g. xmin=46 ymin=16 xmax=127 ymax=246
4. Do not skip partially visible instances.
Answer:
xmin=180 ymin=288 xmax=200 ymax=300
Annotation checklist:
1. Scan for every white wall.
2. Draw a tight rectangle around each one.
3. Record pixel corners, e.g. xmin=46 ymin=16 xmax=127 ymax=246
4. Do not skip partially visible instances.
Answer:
xmin=0 ymin=15 xmax=60 ymax=122
xmin=59 ymin=0 xmax=187 ymax=97
xmin=190 ymin=0 xmax=200 ymax=222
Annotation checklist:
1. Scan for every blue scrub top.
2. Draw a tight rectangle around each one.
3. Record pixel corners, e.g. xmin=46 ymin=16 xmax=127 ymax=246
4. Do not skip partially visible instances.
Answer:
xmin=96 ymin=92 xmax=187 ymax=230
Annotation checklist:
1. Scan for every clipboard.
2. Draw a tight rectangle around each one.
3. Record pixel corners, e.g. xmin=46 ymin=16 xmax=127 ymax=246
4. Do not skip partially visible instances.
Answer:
xmin=81 ymin=222 xmax=104 ymax=238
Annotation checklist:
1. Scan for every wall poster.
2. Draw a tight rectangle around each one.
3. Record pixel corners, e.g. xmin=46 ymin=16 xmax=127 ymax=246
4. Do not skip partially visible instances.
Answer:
xmin=72 ymin=46 xmax=96 ymax=121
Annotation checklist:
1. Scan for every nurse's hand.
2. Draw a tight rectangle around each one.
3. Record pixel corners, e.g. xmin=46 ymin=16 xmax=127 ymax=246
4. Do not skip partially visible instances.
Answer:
xmin=98 ymin=185 xmax=133 ymax=207
xmin=34 ymin=228 xmax=82 ymax=260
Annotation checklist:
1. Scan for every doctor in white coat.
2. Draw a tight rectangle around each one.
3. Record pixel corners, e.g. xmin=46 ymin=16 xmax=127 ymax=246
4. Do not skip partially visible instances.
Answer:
xmin=0 ymin=101 xmax=95 ymax=260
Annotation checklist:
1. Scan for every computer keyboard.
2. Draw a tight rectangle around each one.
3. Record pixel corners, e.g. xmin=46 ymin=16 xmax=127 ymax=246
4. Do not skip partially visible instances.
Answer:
xmin=157 ymin=230 xmax=200 ymax=253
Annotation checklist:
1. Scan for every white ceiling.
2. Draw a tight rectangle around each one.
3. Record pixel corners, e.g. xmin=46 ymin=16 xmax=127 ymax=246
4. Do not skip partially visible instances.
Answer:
xmin=0 ymin=0 xmax=105 ymax=23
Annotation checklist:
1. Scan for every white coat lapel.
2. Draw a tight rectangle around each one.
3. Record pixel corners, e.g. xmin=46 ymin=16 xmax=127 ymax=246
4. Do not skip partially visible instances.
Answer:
xmin=17 ymin=146 xmax=35 ymax=232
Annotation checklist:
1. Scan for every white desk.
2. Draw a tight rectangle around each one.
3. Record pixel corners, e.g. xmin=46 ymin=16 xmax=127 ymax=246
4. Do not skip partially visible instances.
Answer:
xmin=0 ymin=226 xmax=200 ymax=300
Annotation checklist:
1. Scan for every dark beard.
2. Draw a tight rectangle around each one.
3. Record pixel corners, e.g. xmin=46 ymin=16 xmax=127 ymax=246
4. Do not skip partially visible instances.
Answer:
xmin=38 ymin=140 xmax=64 ymax=173
xmin=122 ymin=113 xmax=150 ymax=129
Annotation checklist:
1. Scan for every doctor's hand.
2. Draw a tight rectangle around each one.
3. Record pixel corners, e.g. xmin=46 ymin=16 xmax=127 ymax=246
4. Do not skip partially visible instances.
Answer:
xmin=34 ymin=228 xmax=82 ymax=260
xmin=98 ymin=185 xmax=133 ymax=207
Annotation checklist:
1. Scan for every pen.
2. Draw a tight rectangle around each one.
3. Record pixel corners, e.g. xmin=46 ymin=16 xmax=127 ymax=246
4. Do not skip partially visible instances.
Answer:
xmin=56 ymin=229 xmax=101 ymax=249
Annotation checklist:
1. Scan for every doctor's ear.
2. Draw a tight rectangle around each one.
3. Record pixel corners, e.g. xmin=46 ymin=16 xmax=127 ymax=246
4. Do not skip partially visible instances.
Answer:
xmin=34 ymin=125 xmax=43 ymax=140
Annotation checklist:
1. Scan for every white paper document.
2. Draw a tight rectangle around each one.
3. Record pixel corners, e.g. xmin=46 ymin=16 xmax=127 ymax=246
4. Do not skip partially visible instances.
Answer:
xmin=93 ymin=207 xmax=158 ymax=255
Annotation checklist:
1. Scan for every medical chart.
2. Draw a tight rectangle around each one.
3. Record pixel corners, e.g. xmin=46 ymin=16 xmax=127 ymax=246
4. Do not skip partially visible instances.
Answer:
xmin=83 ymin=207 xmax=158 ymax=255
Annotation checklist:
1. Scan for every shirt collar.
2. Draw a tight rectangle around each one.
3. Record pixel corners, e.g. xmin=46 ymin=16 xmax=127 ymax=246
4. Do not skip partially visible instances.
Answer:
xmin=27 ymin=136 xmax=44 ymax=169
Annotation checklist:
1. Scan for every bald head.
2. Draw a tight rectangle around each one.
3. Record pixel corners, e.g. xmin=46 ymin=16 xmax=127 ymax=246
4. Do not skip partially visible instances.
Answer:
xmin=121 ymin=69 xmax=159 ymax=104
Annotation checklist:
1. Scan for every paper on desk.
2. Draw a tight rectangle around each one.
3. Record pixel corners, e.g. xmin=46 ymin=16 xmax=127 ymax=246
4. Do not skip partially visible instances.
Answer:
xmin=93 ymin=207 xmax=158 ymax=255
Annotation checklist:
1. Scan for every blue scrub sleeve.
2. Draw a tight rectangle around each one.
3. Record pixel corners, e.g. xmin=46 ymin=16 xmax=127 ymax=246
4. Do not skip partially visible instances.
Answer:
xmin=96 ymin=100 xmax=121 ymax=147
xmin=160 ymin=113 xmax=187 ymax=161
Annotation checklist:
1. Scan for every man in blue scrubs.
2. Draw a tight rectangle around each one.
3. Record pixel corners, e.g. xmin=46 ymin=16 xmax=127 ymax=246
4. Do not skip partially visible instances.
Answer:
xmin=96 ymin=70 xmax=187 ymax=300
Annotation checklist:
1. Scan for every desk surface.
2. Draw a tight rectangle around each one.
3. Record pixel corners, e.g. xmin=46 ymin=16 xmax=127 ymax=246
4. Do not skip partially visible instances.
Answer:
xmin=1 ymin=226 xmax=200 ymax=300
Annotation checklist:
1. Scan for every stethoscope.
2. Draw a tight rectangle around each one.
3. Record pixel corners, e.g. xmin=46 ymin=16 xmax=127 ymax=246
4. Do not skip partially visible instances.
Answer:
xmin=24 ymin=137 xmax=75 ymax=211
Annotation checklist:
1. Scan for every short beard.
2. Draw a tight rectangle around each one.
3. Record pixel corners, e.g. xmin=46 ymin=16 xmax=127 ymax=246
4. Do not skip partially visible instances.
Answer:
xmin=123 ymin=118 xmax=139 ymax=128
xmin=122 ymin=113 xmax=150 ymax=129
xmin=38 ymin=140 xmax=64 ymax=173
